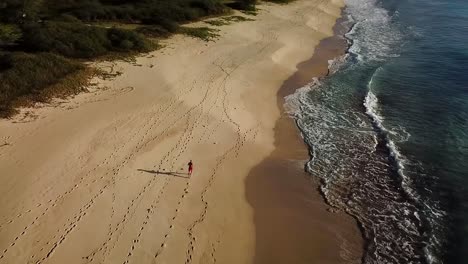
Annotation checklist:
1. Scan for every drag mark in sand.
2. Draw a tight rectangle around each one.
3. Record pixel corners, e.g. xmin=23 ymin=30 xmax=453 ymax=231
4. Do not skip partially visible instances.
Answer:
xmin=184 ymin=57 xmax=258 ymax=263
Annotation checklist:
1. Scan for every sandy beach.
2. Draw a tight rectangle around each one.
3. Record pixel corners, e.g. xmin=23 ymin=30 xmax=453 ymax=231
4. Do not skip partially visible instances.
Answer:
xmin=0 ymin=1 xmax=361 ymax=263
xmin=247 ymin=16 xmax=363 ymax=264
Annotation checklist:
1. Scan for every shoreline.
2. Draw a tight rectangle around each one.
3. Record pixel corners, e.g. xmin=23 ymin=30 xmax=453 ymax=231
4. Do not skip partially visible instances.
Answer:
xmin=246 ymin=13 xmax=364 ymax=264
xmin=0 ymin=1 xmax=356 ymax=263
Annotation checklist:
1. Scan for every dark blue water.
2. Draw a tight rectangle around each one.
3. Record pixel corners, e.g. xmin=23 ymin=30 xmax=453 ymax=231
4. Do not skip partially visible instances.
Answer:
xmin=286 ymin=0 xmax=468 ymax=263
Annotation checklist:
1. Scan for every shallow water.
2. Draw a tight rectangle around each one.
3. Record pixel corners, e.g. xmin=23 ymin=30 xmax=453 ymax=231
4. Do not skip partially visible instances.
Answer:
xmin=286 ymin=0 xmax=468 ymax=263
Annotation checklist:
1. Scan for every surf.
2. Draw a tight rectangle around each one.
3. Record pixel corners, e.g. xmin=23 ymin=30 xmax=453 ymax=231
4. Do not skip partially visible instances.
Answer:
xmin=284 ymin=0 xmax=455 ymax=262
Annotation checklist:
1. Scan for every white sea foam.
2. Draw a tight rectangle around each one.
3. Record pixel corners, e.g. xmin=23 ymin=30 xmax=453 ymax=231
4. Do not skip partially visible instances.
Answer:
xmin=345 ymin=0 xmax=403 ymax=62
xmin=361 ymin=68 xmax=449 ymax=263
xmin=285 ymin=0 xmax=444 ymax=262
xmin=389 ymin=125 xmax=411 ymax=142
xmin=339 ymin=0 xmax=439 ymax=257
xmin=284 ymin=77 xmax=321 ymax=117
xmin=328 ymin=54 xmax=350 ymax=75
xmin=364 ymin=68 xmax=420 ymax=202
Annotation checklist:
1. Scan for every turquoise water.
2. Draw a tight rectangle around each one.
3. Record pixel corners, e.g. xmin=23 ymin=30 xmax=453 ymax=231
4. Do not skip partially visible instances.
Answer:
xmin=286 ymin=0 xmax=468 ymax=263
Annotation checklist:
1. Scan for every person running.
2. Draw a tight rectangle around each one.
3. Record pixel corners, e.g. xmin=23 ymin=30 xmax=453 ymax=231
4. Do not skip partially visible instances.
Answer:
xmin=188 ymin=160 xmax=193 ymax=175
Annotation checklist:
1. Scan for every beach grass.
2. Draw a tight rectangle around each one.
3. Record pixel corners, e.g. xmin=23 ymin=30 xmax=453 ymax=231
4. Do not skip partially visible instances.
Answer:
xmin=205 ymin=15 xmax=254 ymax=26
xmin=179 ymin=27 xmax=220 ymax=41
xmin=0 ymin=0 xmax=275 ymax=117
xmin=0 ymin=52 xmax=96 ymax=117
xmin=0 ymin=24 xmax=22 ymax=46
xmin=205 ymin=19 xmax=232 ymax=26
xmin=224 ymin=15 xmax=254 ymax=22
xmin=264 ymin=0 xmax=296 ymax=3
xmin=241 ymin=9 xmax=259 ymax=16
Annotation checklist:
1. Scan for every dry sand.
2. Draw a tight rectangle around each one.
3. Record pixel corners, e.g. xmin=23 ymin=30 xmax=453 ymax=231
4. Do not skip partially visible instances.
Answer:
xmin=247 ymin=17 xmax=363 ymax=264
xmin=0 ymin=1 xmax=361 ymax=263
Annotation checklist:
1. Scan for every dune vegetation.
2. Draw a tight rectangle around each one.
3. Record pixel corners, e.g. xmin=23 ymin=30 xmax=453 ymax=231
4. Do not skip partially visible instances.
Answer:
xmin=0 ymin=0 xmax=285 ymax=116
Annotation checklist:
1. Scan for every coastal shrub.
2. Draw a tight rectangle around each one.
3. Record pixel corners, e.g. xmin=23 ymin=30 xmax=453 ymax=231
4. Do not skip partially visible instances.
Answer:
xmin=205 ymin=16 xmax=254 ymax=26
xmin=55 ymin=14 xmax=82 ymax=23
xmin=141 ymin=16 xmax=180 ymax=33
xmin=44 ymin=0 xmax=226 ymax=24
xmin=107 ymin=27 xmax=151 ymax=52
xmin=205 ymin=19 xmax=230 ymax=26
xmin=223 ymin=15 xmax=254 ymax=22
xmin=225 ymin=0 xmax=256 ymax=11
xmin=21 ymin=21 xmax=152 ymax=58
xmin=0 ymin=0 xmax=262 ymax=117
xmin=21 ymin=22 xmax=110 ymax=58
xmin=0 ymin=52 xmax=84 ymax=116
xmin=179 ymin=26 xmax=220 ymax=41
xmin=1 ymin=0 xmax=239 ymax=25
xmin=240 ymin=9 xmax=258 ymax=16
xmin=0 ymin=0 xmax=37 ymax=23
xmin=0 ymin=24 xmax=22 ymax=46
xmin=136 ymin=25 xmax=172 ymax=38
xmin=264 ymin=0 xmax=295 ymax=3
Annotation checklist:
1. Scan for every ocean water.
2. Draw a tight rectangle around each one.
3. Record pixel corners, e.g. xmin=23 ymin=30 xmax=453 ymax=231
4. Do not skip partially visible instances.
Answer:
xmin=285 ymin=0 xmax=468 ymax=263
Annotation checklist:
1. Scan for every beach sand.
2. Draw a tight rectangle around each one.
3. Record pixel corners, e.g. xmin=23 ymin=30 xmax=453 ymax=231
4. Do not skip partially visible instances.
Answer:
xmin=247 ymin=17 xmax=363 ymax=264
xmin=0 ymin=1 xmax=361 ymax=263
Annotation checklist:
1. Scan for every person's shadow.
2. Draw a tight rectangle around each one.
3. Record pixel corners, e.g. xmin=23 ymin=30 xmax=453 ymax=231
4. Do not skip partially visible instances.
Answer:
xmin=137 ymin=169 xmax=189 ymax=178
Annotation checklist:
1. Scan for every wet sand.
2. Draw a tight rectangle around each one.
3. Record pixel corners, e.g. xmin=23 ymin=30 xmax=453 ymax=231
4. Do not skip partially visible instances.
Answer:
xmin=0 ymin=1 xmax=358 ymax=263
xmin=246 ymin=17 xmax=364 ymax=264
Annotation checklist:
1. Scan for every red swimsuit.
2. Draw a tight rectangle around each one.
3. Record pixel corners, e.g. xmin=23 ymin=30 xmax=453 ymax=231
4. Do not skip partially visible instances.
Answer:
xmin=188 ymin=162 xmax=193 ymax=174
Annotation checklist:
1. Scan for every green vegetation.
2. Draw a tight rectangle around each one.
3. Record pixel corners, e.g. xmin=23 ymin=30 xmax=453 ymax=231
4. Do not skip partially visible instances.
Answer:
xmin=21 ymin=21 xmax=153 ymax=58
xmin=0 ymin=0 xmax=290 ymax=116
xmin=136 ymin=25 xmax=173 ymax=38
xmin=240 ymin=9 xmax=258 ymax=16
xmin=179 ymin=26 xmax=220 ymax=41
xmin=205 ymin=19 xmax=231 ymax=26
xmin=264 ymin=0 xmax=296 ymax=3
xmin=0 ymin=24 xmax=22 ymax=46
xmin=224 ymin=15 xmax=254 ymax=22
xmin=0 ymin=52 xmax=88 ymax=117
xmin=205 ymin=15 xmax=254 ymax=26
xmin=224 ymin=0 xmax=256 ymax=11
